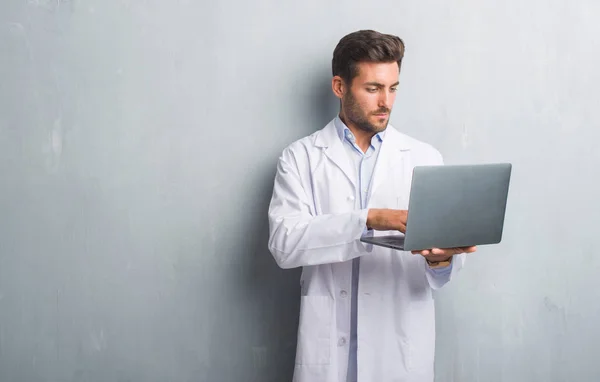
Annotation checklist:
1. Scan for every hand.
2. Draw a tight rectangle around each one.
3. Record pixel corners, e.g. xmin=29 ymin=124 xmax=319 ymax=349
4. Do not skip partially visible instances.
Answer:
xmin=411 ymin=246 xmax=477 ymax=262
xmin=366 ymin=209 xmax=408 ymax=233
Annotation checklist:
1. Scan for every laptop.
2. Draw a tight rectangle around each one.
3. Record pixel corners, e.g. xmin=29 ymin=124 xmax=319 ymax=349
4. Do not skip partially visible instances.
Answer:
xmin=360 ymin=163 xmax=512 ymax=251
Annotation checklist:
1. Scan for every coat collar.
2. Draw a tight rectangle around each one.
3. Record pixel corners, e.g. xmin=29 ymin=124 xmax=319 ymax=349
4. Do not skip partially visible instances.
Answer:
xmin=313 ymin=119 xmax=412 ymax=190
xmin=314 ymin=119 xmax=412 ymax=151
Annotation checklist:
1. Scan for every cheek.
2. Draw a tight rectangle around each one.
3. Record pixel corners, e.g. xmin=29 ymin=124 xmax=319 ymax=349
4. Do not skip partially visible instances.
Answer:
xmin=359 ymin=95 xmax=378 ymax=113
xmin=350 ymin=97 xmax=369 ymax=114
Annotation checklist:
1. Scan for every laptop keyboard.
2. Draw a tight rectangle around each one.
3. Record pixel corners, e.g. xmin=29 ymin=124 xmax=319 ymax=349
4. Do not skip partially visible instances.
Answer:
xmin=380 ymin=236 xmax=404 ymax=244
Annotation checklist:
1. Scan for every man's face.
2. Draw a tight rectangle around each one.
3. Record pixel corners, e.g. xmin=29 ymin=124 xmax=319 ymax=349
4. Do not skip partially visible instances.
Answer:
xmin=341 ymin=61 xmax=399 ymax=134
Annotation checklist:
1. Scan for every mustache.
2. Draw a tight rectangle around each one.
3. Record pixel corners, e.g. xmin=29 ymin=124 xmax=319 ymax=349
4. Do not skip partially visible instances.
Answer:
xmin=373 ymin=109 xmax=390 ymax=114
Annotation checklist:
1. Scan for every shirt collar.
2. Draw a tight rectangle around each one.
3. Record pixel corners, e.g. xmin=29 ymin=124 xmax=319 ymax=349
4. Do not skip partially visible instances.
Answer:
xmin=334 ymin=116 xmax=386 ymax=144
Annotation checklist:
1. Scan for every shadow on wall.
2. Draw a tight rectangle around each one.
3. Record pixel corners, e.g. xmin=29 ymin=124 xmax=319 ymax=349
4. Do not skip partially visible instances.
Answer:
xmin=295 ymin=69 xmax=341 ymax=137
xmin=309 ymin=71 xmax=340 ymax=131
xmin=243 ymin=166 xmax=301 ymax=382
xmin=238 ymin=71 xmax=339 ymax=382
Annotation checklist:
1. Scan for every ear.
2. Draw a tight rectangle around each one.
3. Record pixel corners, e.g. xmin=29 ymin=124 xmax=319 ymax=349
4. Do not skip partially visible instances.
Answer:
xmin=331 ymin=76 xmax=345 ymax=99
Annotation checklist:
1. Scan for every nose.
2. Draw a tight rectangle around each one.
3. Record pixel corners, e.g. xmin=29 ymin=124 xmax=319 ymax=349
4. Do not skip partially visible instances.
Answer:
xmin=378 ymin=90 xmax=393 ymax=110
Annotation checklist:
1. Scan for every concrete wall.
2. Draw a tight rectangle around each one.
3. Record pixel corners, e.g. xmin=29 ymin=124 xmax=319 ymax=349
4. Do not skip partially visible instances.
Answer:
xmin=1 ymin=1 xmax=598 ymax=381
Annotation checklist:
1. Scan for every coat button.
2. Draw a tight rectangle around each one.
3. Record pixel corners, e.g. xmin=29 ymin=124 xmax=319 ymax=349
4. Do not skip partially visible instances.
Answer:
xmin=340 ymin=290 xmax=348 ymax=298
xmin=338 ymin=337 xmax=347 ymax=346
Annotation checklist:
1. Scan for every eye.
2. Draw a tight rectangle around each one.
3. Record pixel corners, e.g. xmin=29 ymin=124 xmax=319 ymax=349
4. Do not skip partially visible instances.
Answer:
xmin=366 ymin=88 xmax=377 ymax=93
xmin=390 ymin=87 xmax=398 ymax=92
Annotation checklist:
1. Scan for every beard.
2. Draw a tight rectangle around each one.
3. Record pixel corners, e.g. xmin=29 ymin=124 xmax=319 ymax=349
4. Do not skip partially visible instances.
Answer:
xmin=342 ymin=91 xmax=390 ymax=134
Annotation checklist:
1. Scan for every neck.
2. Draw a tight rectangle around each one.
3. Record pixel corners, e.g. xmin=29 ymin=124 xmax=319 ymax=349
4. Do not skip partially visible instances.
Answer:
xmin=338 ymin=113 xmax=375 ymax=153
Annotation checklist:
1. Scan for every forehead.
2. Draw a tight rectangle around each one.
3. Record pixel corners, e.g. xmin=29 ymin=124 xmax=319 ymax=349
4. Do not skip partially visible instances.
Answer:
xmin=353 ymin=61 xmax=399 ymax=85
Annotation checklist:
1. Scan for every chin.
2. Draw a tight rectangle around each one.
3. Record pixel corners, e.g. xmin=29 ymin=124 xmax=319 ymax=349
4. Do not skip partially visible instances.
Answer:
xmin=373 ymin=120 xmax=389 ymax=131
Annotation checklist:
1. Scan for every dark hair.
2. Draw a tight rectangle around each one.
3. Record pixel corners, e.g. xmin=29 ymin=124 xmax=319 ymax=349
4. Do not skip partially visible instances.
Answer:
xmin=332 ymin=30 xmax=405 ymax=85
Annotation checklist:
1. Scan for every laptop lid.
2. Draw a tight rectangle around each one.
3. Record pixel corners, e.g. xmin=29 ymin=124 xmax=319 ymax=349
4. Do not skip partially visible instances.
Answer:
xmin=402 ymin=163 xmax=512 ymax=251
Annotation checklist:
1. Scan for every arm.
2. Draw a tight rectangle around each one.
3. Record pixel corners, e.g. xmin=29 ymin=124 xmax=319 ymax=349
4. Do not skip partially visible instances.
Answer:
xmin=267 ymin=149 xmax=367 ymax=269
xmin=267 ymin=148 xmax=406 ymax=269
xmin=422 ymin=252 xmax=467 ymax=290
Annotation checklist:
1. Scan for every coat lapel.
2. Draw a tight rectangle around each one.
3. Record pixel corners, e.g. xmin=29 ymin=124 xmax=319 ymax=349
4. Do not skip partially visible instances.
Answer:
xmin=313 ymin=121 xmax=413 ymax=195
xmin=370 ymin=126 xmax=412 ymax=199
xmin=313 ymin=121 xmax=357 ymax=187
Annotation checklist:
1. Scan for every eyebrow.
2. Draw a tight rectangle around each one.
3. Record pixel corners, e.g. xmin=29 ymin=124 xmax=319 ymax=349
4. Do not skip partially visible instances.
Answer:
xmin=364 ymin=81 xmax=400 ymax=87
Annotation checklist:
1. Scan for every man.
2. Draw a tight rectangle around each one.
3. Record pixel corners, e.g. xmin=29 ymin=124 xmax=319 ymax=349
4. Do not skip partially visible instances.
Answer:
xmin=267 ymin=30 xmax=476 ymax=382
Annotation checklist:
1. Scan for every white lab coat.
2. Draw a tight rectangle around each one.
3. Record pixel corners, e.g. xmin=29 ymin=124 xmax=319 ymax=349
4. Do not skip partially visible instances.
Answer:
xmin=267 ymin=119 xmax=465 ymax=382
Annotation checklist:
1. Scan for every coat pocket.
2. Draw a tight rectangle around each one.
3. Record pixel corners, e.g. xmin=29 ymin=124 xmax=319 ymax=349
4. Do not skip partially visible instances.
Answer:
xmin=295 ymin=296 xmax=332 ymax=365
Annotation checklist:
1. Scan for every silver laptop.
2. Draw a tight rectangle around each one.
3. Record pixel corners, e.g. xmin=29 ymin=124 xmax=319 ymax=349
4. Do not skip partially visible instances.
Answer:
xmin=360 ymin=163 xmax=512 ymax=251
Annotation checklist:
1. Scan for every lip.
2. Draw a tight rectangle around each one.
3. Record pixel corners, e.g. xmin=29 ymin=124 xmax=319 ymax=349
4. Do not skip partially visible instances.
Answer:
xmin=373 ymin=113 xmax=388 ymax=117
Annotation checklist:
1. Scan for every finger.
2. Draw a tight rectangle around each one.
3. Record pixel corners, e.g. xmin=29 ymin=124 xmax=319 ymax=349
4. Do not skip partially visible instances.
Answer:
xmin=434 ymin=247 xmax=470 ymax=255
xmin=426 ymin=255 xmax=451 ymax=262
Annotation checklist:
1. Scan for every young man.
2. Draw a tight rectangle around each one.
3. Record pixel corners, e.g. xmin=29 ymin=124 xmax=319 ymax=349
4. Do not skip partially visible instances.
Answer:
xmin=267 ymin=30 xmax=476 ymax=382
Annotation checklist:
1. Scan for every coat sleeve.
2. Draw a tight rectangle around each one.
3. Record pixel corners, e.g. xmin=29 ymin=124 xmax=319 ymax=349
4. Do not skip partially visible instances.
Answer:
xmin=267 ymin=146 xmax=369 ymax=269
xmin=424 ymin=253 xmax=466 ymax=289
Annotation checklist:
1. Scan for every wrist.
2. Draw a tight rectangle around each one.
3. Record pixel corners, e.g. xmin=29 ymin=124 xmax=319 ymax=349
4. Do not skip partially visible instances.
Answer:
xmin=426 ymin=256 xmax=453 ymax=268
xmin=366 ymin=209 xmax=382 ymax=230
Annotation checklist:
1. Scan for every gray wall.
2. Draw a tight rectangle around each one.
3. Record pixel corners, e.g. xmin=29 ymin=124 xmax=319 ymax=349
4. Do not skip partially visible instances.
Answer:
xmin=1 ymin=1 xmax=598 ymax=381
